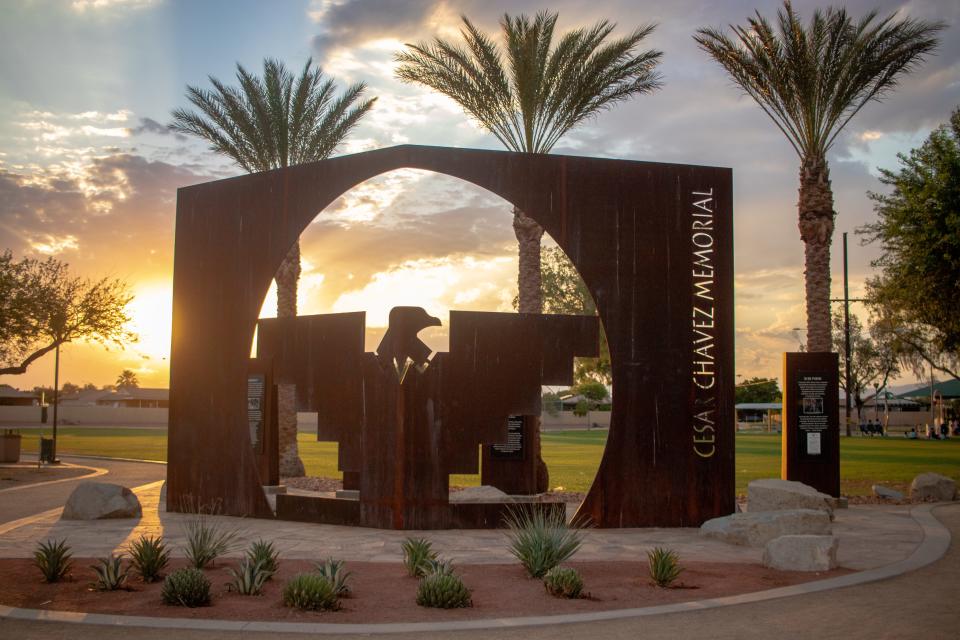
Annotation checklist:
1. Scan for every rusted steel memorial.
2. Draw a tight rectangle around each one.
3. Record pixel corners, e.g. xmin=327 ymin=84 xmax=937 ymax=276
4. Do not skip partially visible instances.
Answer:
xmin=167 ymin=144 xmax=734 ymax=528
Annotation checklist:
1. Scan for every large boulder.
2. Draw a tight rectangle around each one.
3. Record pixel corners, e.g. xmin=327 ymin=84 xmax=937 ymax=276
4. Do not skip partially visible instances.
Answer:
xmin=748 ymin=479 xmax=835 ymax=519
xmin=909 ymin=473 xmax=957 ymax=502
xmin=700 ymin=509 xmax=831 ymax=547
xmin=763 ymin=535 xmax=838 ymax=572
xmin=62 ymin=482 xmax=142 ymax=520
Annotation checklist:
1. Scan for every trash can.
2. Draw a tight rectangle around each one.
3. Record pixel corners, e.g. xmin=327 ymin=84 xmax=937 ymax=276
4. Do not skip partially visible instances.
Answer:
xmin=0 ymin=430 xmax=21 ymax=463
xmin=39 ymin=436 xmax=54 ymax=463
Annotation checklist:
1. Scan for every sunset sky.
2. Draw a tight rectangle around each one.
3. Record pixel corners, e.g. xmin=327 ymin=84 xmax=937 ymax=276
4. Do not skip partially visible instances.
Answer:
xmin=1 ymin=0 xmax=958 ymax=391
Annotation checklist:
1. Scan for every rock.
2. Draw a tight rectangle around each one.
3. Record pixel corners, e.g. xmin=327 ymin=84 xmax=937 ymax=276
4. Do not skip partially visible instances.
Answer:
xmin=700 ymin=509 xmax=832 ymax=547
xmin=748 ymin=479 xmax=835 ymax=519
xmin=909 ymin=473 xmax=957 ymax=502
xmin=872 ymin=484 xmax=905 ymax=501
xmin=763 ymin=535 xmax=838 ymax=572
xmin=449 ymin=485 xmax=513 ymax=503
xmin=62 ymin=482 xmax=142 ymax=520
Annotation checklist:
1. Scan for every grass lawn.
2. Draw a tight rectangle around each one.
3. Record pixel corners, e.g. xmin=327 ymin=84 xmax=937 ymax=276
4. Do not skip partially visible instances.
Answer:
xmin=17 ymin=427 xmax=960 ymax=496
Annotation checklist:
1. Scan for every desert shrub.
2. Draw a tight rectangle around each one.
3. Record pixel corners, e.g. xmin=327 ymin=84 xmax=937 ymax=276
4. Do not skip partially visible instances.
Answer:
xmin=422 ymin=557 xmax=455 ymax=577
xmin=504 ymin=507 xmax=583 ymax=578
xmin=33 ymin=539 xmax=72 ymax=583
xmin=227 ymin=558 xmax=272 ymax=596
xmin=282 ymin=573 xmax=340 ymax=611
xmin=92 ymin=555 xmax=130 ymax=591
xmin=315 ymin=557 xmax=351 ymax=596
xmin=128 ymin=535 xmax=169 ymax=583
xmin=647 ymin=546 xmax=683 ymax=587
xmin=543 ymin=566 xmax=583 ymax=598
xmin=401 ymin=537 xmax=437 ymax=577
xmin=416 ymin=572 xmax=472 ymax=608
xmin=246 ymin=539 xmax=279 ymax=576
xmin=182 ymin=516 xmax=239 ymax=569
xmin=161 ymin=567 xmax=211 ymax=607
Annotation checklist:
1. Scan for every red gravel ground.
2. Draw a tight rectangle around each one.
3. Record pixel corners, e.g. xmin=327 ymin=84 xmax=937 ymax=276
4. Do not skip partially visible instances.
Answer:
xmin=0 ymin=557 xmax=850 ymax=623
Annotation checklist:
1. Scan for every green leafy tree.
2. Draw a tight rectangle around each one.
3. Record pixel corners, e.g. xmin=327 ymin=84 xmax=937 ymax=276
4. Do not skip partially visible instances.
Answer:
xmin=0 ymin=251 xmax=135 ymax=376
xmin=859 ymin=107 xmax=960 ymax=379
xmin=116 ymin=369 xmax=140 ymax=389
xmin=171 ymin=58 xmax=376 ymax=477
xmin=696 ymin=2 xmax=942 ymax=353
xmin=734 ymin=377 xmax=781 ymax=404
xmin=831 ymin=312 xmax=899 ymax=418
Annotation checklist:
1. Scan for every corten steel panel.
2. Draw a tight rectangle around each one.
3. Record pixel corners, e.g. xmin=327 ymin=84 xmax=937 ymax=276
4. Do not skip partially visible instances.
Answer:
xmin=168 ymin=144 xmax=734 ymax=526
xmin=781 ymin=352 xmax=840 ymax=496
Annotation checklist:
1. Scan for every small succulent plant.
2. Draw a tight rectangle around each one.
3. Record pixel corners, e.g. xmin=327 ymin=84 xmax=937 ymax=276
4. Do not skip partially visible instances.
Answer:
xmin=543 ymin=565 xmax=584 ymax=599
xmin=647 ymin=546 xmax=683 ymax=587
xmin=504 ymin=507 xmax=583 ymax=578
xmin=33 ymin=539 xmax=72 ymax=583
xmin=422 ymin=557 xmax=455 ymax=577
xmin=128 ymin=535 xmax=169 ymax=583
xmin=282 ymin=572 xmax=340 ymax=611
xmin=227 ymin=558 xmax=272 ymax=596
xmin=161 ymin=567 xmax=211 ymax=607
xmin=182 ymin=516 xmax=239 ymax=569
xmin=401 ymin=537 xmax=437 ymax=578
xmin=315 ymin=557 xmax=351 ymax=596
xmin=92 ymin=554 xmax=130 ymax=591
xmin=246 ymin=539 xmax=279 ymax=576
xmin=416 ymin=572 xmax=472 ymax=609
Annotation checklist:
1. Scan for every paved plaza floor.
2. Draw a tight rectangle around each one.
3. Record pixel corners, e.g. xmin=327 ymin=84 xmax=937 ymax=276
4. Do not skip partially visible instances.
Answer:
xmin=0 ymin=457 xmax=957 ymax=638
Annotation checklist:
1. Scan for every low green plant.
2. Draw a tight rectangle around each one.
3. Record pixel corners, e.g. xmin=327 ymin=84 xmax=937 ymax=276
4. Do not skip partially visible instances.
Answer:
xmin=282 ymin=573 xmax=340 ymax=611
xmin=422 ymin=557 xmax=455 ymax=577
xmin=182 ymin=516 xmax=239 ymax=569
xmin=246 ymin=539 xmax=279 ymax=575
xmin=128 ymin=535 xmax=169 ymax=583
xmin=647 ymin=546 xmax=683 ymax=587
xmin=161 ymin=567 xmax=211 ymax=607
xmin=416 ymin=572 xmax=472 ymax=609
xmin=33 ymin=539 xmax=73 ymax=583
xmin=543 ymin=566 xmax=584 ymax=598
xmin=92 ymin=555 xmax=130 ymax=591
xmin=401 ymin=537 xmax=437 ymax=577
xmin=227 ymin=558 xmax=272 ymax=596
xmin=504 ymin=507 xmax=583 ymax=578
xmin=315 ymin=557 xmax=351 ymax=596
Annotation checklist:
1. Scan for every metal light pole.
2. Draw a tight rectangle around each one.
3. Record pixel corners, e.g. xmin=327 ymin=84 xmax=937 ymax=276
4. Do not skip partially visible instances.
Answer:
xmin=51 ymin=342 xmax=60 ymax=463
xmin=843 ymin=233 xmax=852 ymax=437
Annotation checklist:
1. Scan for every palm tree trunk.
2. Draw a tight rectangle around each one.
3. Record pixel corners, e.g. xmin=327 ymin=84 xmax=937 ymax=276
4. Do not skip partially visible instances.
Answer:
xmin=276 ymin=241 xmax=305 ymax=478
xmin=797 ymin=155 xmax=835 ymax=354
xmin=513 ymin=206 xmax=550 ymax=491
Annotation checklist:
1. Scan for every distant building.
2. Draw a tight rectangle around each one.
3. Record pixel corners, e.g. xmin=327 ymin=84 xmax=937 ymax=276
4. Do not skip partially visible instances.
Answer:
xmin=0 ymin=385 xmax=38 ymax=406
xmin=95 ymin=387 xmax=169 ymax=409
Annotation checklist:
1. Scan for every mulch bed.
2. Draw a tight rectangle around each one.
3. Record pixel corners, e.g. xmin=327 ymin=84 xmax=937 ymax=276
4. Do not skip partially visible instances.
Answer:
xmin=0 ymin=557 xmax=850 ymax=624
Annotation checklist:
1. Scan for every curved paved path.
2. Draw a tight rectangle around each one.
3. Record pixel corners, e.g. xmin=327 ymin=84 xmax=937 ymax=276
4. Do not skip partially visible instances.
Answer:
xmin=0 ymin=455 xmax=165 ymax=525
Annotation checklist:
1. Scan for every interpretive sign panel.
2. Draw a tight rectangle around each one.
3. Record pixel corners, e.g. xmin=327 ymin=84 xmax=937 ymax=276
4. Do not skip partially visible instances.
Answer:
xmin=490 ymin=415 xmax=524 ymax=460
xmin=782 ymin=352 xmax=840 ymax=496
xmin=247 ymin=373 xmax=265 ymax=453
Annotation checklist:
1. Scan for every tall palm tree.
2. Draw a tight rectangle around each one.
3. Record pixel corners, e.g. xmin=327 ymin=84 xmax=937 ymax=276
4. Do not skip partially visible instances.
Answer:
xmin=695 ymin=1 xmax=942 ymax=353
xmin=396 ymin=11 xmax=661 ymax=491
xmin=171 ymin=58 xmax=376 ymax=477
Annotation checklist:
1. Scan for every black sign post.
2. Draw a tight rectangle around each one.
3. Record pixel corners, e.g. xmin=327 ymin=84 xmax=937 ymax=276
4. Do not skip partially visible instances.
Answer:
xmin=782 ymin=352 xmax=840 ymax=496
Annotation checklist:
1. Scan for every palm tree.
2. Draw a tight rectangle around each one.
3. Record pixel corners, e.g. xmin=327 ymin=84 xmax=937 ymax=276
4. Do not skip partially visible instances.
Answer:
xmin=116 ymin=369 xmax=139 ymax=389
xmin=695 ymin=1 xmax=942 ymax=353
xmin=396 ymin=11 xmax=661 ymax=491
xmin=171 ymin=58 xmax=376 ymax=477
xmin=395 ymin=11 xmax=662 ymax=315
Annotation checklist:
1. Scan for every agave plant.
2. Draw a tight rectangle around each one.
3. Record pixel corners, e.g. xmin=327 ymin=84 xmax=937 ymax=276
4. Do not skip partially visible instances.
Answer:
xmin=128 ymin=535 xmax=169 ymax=583
xmin=246 ymin=539 xmax=279 ymax=576
xmin=182 ymin=516 xmax=239 ymax=569
xmin=647 ymin=546 xmax=683 ymax=588
xmin=401 ymin=537 xmax=437 ymax=578
xmin=92 ymin=555 xmax=130 ymax=591
xmin=315 ymin=557 xmax=351 ymax=596
xmin=422 ymin=557 xmax=455 ymax=577
xmin=504 ymin=507 xmax=583 ymax=578
xmin=227 ymin=558 xmax=272 ymax=596
xmin=33 ymin=539 xmax=72 ymax=583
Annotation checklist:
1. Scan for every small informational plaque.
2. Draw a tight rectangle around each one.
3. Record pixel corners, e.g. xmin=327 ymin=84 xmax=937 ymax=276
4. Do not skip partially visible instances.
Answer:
xmin=797 ymin=373 xmax=828 ymax=457
xmin=490 ymin=415 xmax=524 ymax=460
xmin=247 ymin=373 xmax=265 ymax=452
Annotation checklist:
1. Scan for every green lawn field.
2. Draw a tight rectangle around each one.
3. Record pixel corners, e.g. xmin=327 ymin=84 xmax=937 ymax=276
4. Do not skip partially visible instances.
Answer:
xmin=17 ymin=427 xmax=960 ymax=496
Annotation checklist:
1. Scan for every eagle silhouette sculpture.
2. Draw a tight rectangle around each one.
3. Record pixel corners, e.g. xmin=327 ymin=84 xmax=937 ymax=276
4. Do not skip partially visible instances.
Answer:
xmin=256 ymin=307 xmax=598 ymax=529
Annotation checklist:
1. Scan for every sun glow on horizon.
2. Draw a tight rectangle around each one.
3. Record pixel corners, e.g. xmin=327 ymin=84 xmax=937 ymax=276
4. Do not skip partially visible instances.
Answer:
xmin=125 ymin=282 xmax=172 ymax=363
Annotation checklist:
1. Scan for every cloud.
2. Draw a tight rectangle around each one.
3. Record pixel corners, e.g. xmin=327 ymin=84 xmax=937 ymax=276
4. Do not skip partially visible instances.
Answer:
xmin=310 ymin=0 xmax=441 ymax=60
